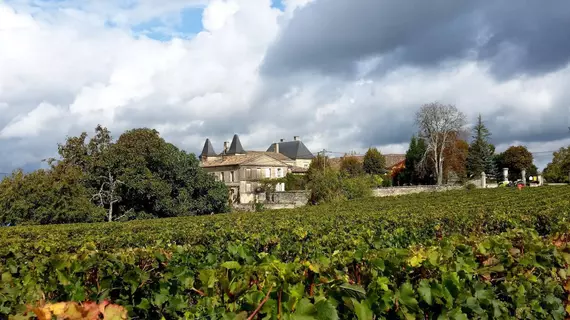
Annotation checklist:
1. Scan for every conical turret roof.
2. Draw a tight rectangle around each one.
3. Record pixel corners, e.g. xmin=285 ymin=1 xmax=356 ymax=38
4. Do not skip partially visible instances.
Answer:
xmin=200 ymin=138 xmax=217 ymax=157
xmin=226 ymin=134 xmax=245 ymax=155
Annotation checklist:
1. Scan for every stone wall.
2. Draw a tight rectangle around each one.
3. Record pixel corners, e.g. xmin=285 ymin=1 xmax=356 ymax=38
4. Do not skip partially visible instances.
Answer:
xmin=264 ymin=191 xmax=309 ymax=206
xmin=373 ymin=185 xmax=462 ymax=197
xmin=233 ymin=191 xmax=310 ymax=212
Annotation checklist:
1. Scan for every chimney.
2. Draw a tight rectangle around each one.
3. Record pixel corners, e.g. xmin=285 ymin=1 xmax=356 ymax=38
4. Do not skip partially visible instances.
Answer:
xmin=223 ymin=141 xmax=229 ymax=154
xmin=293 ymin=136 xmax=300 ymax=141
xmin=275 ymin=142 xmax=280 ymax=154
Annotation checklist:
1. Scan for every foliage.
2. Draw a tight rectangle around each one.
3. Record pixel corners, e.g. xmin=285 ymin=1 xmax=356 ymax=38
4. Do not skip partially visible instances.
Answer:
xmin=380 ymin=174 xmax=393 ymax=187
xmin=416 ymin=102 xmax=467 ymax=185
xmin=2 ymin=187 xmax=570 ymax=318
xmin=307 ymin=154 xmax=330 ymax=177
xmin=362 ymin=148 xmax=386 ymax=175
xmin=466 ymin=114 xmax=496 ymax=177
xmin=0 ymin=166 xmax=105 ymax=226
xmin=464 ymin=183 xmax=477 ymax=190
xmin=0 ymin=126 xmax=229 ymax=225
xmin=307 ymin=169 xmax=344 ymax=205
xmin=402 ymin=135 xmax=429 ymax=185
xmin=339 ymin=155 xmax=364 ymax=177
xmin=544 ymin=146 xmax=570 ymax=183
xmin=284 ymin=173 xmax=307 ymax=191
xmin=368 ymin=174 xmax=384 ymax=188
xmin=341 ymin=175 xmax=373 ymax=200
xmin=442 ymin=136 xmax=469 ymax=184
xmin=501 ymin=146 xmax=535 ymax=181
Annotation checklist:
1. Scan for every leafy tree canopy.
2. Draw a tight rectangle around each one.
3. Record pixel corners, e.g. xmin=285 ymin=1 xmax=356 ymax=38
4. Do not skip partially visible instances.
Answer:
xmin=362 ymin=148 xmax=386 ymax=175
xmin=543 ymin=146 xmax=570 ymax=183
xmin=340 ymin=155 xmax=364 ymax=177
xmin=0 ymin=125 xmax=229 ymax=225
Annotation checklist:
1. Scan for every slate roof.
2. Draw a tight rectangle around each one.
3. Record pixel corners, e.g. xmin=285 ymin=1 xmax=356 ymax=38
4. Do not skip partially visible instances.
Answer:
xmin=266 ymin=141 xmax=314 ymax=160
xmin=226 ymin=134 xmax=245 ymax=155
xmin=200 ymin=138 xmax=217 ymax=158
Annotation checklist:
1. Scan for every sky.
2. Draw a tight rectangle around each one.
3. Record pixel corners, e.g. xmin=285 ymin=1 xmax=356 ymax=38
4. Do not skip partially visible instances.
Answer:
xmin=1 ymin=0 xmax=570 ymax=174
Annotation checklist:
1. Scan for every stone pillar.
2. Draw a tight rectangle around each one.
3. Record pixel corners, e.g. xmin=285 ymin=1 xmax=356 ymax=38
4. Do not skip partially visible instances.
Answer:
xmin=521 ymin=169 xmax=526 ymax=185
xmin=503 ymin=168 xmax=509 ymax=182
xmin=481 ymin=172 xmax=487 ymax=188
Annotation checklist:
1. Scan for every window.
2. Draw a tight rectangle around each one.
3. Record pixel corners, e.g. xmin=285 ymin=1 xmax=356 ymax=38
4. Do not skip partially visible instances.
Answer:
xmin=265 ymin=168 xmax=271 ymax=178
xmin=257 ymin=168 xmax=261 ymax=178
xmin=230 ymin=171 xmax=235 ymax=182
xmin=246 ymin=183 xmax=251 ymax=192
xmin=246 ymin=168 xmax=251 ymax=179
xmin=277 ymin=168 xmax=283 ymax=178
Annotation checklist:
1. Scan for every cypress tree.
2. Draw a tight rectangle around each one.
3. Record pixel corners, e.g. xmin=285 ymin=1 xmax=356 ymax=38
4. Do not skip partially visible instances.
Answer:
xmin=466 ymin=114 xmax=495 ymax=177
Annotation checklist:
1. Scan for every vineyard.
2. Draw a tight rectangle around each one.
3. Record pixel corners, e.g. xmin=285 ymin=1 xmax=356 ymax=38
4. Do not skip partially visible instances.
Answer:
xmin=2 ymin=187 xmax=570 ymax=319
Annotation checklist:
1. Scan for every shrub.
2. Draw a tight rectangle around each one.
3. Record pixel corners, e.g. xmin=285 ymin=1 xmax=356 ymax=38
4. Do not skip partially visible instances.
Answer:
xmin=465 ymin=183 xmax=477 ymax=190
xmin=342 ymin=175 xmax=373 ymax=200
xmin=307 ymin=169 xmax=345 ymax=205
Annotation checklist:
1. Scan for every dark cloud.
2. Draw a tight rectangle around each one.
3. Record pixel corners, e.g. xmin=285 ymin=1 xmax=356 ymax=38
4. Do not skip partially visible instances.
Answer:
xmin=262 ymin=0 xmax=570 ymax=80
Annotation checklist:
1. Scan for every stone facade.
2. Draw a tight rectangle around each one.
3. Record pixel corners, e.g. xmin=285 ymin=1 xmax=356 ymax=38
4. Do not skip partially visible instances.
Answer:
xmin=200 ymin=134 xmax=314 ymax=205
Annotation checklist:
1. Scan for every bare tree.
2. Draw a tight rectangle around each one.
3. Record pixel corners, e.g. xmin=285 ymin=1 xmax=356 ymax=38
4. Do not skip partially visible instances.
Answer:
xmin=416 ymin=102 xmax=466 ymax=185
xmin=92 ymin=171 xmax=124 ymax=222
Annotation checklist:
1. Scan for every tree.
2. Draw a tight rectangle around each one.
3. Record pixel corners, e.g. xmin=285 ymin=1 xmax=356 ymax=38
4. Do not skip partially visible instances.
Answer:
xmin=109 ymin=128 xmax=229 ymax=217
xmin=443 ymin=134 xmax=469 ymax=184
xmin=543 ymin=146 xmax=570 ymax=183
xmin=416 ymin=102 xmax=467 ymax=185
xmin=362 ymin=148 xmax=386 ymax=175
xmin=0 ymin=165 xmax=104 ymax=225
xmin=466 ymin=114 xmax=495 ymax=177
xmin=402 ymin=136 xmax=429 ymax=185
xmin=340 ymin=155 xmax=364 ymax=177
xmin=502 ymin=146 xmax=534 ymax=181
xmin=307 ymin=168 xmax=344 ymax=205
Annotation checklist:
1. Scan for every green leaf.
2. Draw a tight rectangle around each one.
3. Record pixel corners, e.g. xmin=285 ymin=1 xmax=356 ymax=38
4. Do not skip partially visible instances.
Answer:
xmin=315 ymin=299 xmax=338 ymax=320
xmin=398 ymin=282 xmax=418 ymax=310
xmin=295 ymin=298 xmax=316 ymax=315
xmin=418 ymin=280 xmax=432 ymax=306
xmin=198 ymin=269 xmax=217 ymax=288
xmin=351 ymin=299 xmax=373 ymax=320
xmin=376 ymin=277 xmax=390 ymax=291
xmin=1 ymin=272 xmax=12 ymax=283
xmin=220 ymin=261 xmax=241 ymax=270
xmin=339 ymin=283 xmax=366 ymax=299
xmin=153 ymin=292 xmax=169 ymax=307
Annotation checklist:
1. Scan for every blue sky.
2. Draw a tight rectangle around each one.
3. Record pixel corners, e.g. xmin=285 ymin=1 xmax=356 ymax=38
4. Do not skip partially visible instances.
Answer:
xmin=131 ymin=0 xmax=285 ymax=41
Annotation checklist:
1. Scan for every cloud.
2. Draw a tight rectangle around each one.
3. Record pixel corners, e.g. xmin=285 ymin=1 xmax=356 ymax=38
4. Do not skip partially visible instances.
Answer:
xmin=262 ymin=0 xmax=570 ymax=80
xmin=1 ymin=0 xmax=570 ymax=174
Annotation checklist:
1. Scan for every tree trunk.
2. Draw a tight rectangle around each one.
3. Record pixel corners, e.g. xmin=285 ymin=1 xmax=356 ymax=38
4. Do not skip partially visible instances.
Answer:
xmin=437 ymin=160 xmax=444 ymax=185
xmin=108 ymin=204 xmax=113 ymax=222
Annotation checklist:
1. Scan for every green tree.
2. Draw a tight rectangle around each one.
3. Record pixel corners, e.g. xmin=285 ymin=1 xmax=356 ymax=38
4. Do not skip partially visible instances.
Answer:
xmin=340 ymin=155 xmax=364 ymax=177
xmin=543 ymin=147 xmax=570 ymax=183
xmin=0 ymin=165 xmax=104 ymax=225
xmin=307 ymin=169 xmax=344 ymax=205
xmin=108 ymin=128 xmax=229 ymax=218
xmin=466 ymin=115 xmax=495 ymax=177
xmin=362 ymin=148 xmax=386 ymax=175
xmin=502 ymin=146 xmax=534 ymax=181
xmin=402 ymin=136 xmax=428 ymax=185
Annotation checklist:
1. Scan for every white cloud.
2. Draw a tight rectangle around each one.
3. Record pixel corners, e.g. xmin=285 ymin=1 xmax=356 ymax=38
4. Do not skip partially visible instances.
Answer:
xmin=0 ymin=0 xmax=569 ymax=173
xmin=0 ymin=102 xmax=68 ymax=138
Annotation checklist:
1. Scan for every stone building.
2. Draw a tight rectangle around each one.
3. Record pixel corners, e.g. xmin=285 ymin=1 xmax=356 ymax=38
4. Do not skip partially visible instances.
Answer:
xmin=200 ymin=134 xmax=304 ymax=204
